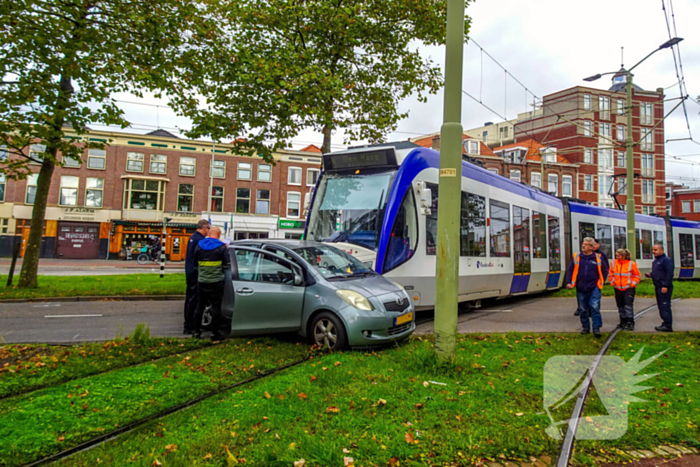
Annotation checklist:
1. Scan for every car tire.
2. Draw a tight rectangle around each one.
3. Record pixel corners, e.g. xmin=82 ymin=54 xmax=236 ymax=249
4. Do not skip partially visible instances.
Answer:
xmin=310 ymin=312 xmax=347 ymax=351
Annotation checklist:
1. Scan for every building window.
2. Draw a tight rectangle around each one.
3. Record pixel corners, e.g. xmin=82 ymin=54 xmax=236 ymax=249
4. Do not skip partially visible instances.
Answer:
xmin=236 ymin=188 xmax=250 ymax=213
xmin=307 ymin=168 xmax=320 ymax=186
xmin=599 ymin=175 xmax=613 ymax=196
xmin=618 ymin=179 xmax=627 ymax=195
xmin=211 ymin=160 xmax=226 ymax=178
xmin=617 ymin=98 xmax=625 ymax=115
xmin=548 ymin=174 xmax=558 ymax=195
xmin=599 ymin=95 xmax=610 ymax=120
xmin=124 ymin=179 xmax=164 ymax=211
xmin=642 ymin=180 xmax=655 ymax=204
xmin=63 ymin=154 xmax=81 ymax=168
xmin=258 ymin=164 xmax=271 ymax=182
xmin=288 ymin=167 xmax=302 ymax=185
xmin=584 ymin=148 xmax=593 ymax=164
xmin=584 ymin=174 xmax=593 ymax=192
xmin=0 ymin=145 xmax=7 ymax=161
xmin=617 ymin=151 xmax=626 ymax=167
xmin=640 ymin=102 xmax=653 ymax=125
xmin=211 ymin=186 xmax=224 ymax=212
xmin=617 ymin=125 xmax=625 ymax=141
xmin=179 ymin=157 xmax=196 ymax=176
xmin=26 ymin=174 xmax=38 ymax=204
xmin=499 ymin=126 xmax=509 ymax=139
xmin=87 ymin=149 xmax=106 ymax=170
xmin=177 ymin=184 xmax=194 ymax=211
xmin=256 ymin=189 xmax=270 ymax=215
xmin=237 ymin=162 xmax=251 ymax=180
xmin=641 ymin=154 xmax=654 ymax=177
xmin=599 ymin=148 xmax=613 ymax=169
xmin=150 ymin=154 xmax=167 ymax=174
xmin=466 ymin=140 xmax=480 ymax=155
xmin=600 ymin=123 xmax=611 ymax=138
xmin=126 ymin=152 xmax=144 ymax=172
xmin=642 ymin=206 xmax=655 ymax=215
xmin=640 ymin=131 xmax=654 ymax=151
xmin=510 ymin=170 xmax=521 ymax=182
xmin=487 ymin=168 xmax=499 ymax=175
xmin=531 ymin=172 xmax=541 ymax=189
xmin=682 ymin=200 xmax=691 ymax=213
xmin=29 ymin=144 xmax=45 ymax=165
xmin=85 ymin=177 xmax=104 ymax=208
xmin=542 ymin=148 xmax=556 ymax=163
xmin=1 ymin=218 xmax=8 ymax=234
xmin=694 ymin=200 xmax=700 ymax=212
xmin=59 ymin=175 xmax=79 ymax=206
xmin=287 ymin=192 xmax=301 ymax=218
xmin=562 ymin=175 xmax=572 ymax=197
xmin=584 ymin=93 xmax=591 ymax=110
xmin=0 ymin=174 xmax=5 ymax=202
xmin=583 ymin=121 xmax=592 ymax=137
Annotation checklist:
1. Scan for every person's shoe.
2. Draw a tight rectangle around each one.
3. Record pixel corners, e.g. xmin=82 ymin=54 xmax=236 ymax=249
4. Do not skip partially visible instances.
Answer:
xmin=655 ymin=325 xmax=673 ymax=332
xmin=593 ymin=330 xmax=602 ymax=338
xmin=210 ymin=333 xmax=224 ymax=342
xmin=616 ymin=322 xmax=624 ymax=329
xmin=574 ymin=309 xmax=581 ymax=316
xmin=192 ymin=331 xmax=202 ymax=339
xmin=624 ymin=322 xmax=635 ymax=331
xmin=183 ymin=328 xmax=195 ymax=335
xmin=580 ymin=329 xmax=590 ymax=335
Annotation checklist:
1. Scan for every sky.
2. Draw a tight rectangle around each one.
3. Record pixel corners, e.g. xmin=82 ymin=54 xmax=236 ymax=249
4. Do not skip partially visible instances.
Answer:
xmin=110 ymin=0 xmax=700 ymax=188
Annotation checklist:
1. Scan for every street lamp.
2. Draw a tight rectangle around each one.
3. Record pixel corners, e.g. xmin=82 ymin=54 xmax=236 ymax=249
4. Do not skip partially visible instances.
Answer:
xmin=583 ymin=37 xmax=683 ymax=259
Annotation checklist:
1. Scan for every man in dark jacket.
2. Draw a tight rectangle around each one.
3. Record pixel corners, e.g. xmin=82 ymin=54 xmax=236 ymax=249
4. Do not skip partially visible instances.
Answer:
xmin=574 ymin=237 xmax=610 ymax=316
xmin=647 ymin=242 xmax=674 ymax=332
xmin=193 ymin=226 xmax=231 ymax=340
xmin=183 ymin=219 xmax=210 ymax=334
xmin=565 ymin=237 xmax=607 ymax=337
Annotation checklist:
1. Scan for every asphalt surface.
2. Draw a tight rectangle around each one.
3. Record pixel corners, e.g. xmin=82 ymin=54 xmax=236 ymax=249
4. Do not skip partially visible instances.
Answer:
xmin=0 ymin=296 xmax=697 ymax=344
xmin=0 ymin=258 xmax=185 ymax=276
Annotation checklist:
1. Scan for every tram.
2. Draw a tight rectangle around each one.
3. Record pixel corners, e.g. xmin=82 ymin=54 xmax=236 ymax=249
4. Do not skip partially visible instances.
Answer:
xmin=304 ymin=145 xmax=700 ymax=310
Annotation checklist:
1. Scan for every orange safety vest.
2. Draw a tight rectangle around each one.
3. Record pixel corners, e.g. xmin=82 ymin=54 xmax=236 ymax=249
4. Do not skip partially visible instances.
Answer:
xmin=571 ymin=252 xmax=604 ymax=289
xmin=609 ymin=259 xmax=641 ymax=290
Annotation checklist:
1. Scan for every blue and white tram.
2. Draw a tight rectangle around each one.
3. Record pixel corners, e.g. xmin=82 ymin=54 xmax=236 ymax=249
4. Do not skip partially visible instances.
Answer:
xmin=668 ymin=218 xmax=700 ymax=279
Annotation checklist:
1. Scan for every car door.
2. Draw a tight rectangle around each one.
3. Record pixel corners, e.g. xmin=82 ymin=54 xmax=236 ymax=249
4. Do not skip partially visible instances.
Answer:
xmin=230 ymin=247 xmax=305 ymax=334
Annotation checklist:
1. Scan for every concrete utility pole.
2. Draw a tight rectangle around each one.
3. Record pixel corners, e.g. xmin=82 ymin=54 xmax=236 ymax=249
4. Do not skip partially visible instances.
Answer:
xmin=434 ymin=0 xmax=465 ymax=361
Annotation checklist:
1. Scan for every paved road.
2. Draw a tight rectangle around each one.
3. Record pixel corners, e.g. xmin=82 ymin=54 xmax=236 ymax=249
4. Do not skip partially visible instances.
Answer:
xmin=1 ymin=297 xmax=697 ymax=344
xmin=0 ymin=258 xmax=184 ymax=276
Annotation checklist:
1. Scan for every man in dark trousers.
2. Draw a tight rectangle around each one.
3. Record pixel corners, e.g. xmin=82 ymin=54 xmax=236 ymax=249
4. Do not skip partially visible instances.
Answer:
xmin=183 ymin=219 xmax=210 ymax=334
xmin=574 ymin=238 xmax=609 ymax=316
xmin=565 ymin=237 xmax=607 ymax=337
xmin=193 ymin=226 xmax=230 ymax=341
xmin=647 ymin=242 xmax=674 ymax=332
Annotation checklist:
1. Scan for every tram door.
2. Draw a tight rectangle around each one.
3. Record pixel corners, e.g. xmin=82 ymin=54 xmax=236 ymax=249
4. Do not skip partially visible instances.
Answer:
xmin=546 ymin=216 xmax=561 ymax=289
xmin=511 ymin=206 xmax=531 ymax=293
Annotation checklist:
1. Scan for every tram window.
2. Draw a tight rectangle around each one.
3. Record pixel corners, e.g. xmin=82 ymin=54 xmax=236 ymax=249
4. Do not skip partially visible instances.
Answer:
xmin=532 ymin=212 xmax=547 ymax=259
xmin=596 ymin=224 xmax=612 ymax=258
xmin=425 ymin=183 xmax=439 ymax=255
xmin=547 ymin=215 xmax=561 ymax=272
xmin=679 ymin=234 xmax=694 ymax=267
xmin=513 ymin=206 xmax=531 ymax=273
xmin=385 ymin=191 xmax=418 ymax=272
xmin=641 ymin=230 xmax=652 ymax=259
xmin=460 ymin=192 xmax=486 ymax=257
xmin=635 ymin=229 xmax=641 ymax=260
xmin=696 ymin=235 xmax=700 ymax=260
xmin=489 ymin=200 xmax=510 ymax=258
xmin=614 ymin=226 xmax=626 ymax=250
xmin=653 ymin=231 xmax=664 ymax=250
xmin=579 ymin=222 xmax=595 ymax=246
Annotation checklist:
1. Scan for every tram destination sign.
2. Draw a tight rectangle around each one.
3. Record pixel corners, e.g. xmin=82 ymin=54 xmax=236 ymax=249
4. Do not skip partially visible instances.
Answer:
xmin=323 ymin=148 xmax=397 ymax=172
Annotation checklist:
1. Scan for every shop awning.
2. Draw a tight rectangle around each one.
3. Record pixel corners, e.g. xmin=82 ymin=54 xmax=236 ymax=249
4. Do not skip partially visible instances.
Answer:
xmin=111 ymin=220 xmax=198 ymax=232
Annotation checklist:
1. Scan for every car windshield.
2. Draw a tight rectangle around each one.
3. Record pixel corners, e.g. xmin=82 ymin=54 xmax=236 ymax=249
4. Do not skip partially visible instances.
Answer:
xmin=306 ymin=171 xmax=395 ymax=251
xmin=293 ymin=244 xmax=375 ymax=279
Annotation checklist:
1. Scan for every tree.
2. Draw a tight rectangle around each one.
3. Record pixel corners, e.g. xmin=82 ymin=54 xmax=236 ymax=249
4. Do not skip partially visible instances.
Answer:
xmin=168 ymin=0 xmax=471 ymax=154
xmin=0 ymin=0 xmax=202 ymax=287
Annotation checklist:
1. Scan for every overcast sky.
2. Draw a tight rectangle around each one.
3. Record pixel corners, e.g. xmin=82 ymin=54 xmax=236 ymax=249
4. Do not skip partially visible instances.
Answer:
xmin=111 ymin=0 xmax=700 ymax=187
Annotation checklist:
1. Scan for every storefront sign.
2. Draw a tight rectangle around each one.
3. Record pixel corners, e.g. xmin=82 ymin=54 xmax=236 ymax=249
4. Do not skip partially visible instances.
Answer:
xmin=278 ymin=219 xmax=305 ymax=229
xmin=164 ymin=211 xmax=200 ymax=222
xmin=61 ymin=207 xmax=97 ymax=221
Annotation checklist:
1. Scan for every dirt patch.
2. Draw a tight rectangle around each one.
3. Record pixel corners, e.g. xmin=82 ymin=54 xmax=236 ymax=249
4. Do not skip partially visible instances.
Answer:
xmin=602 ymin=455 xmax=700 ymax=467
xmin=0 ymin=344 xmax=57 ymax=368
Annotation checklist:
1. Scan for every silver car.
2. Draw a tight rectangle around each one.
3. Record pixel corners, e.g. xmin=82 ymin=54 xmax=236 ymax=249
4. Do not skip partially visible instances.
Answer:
xmin=217 ymin=240 xmax=415 ymax=350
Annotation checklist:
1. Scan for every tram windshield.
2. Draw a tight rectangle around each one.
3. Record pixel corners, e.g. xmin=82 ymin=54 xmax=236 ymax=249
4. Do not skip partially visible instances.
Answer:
xmin=306 ymin=171 xmax=395 ymax=251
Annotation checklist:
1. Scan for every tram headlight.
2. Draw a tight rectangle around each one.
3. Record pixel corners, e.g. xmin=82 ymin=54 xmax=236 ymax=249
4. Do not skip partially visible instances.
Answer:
xmin=336 ymin=290 xmax=374 ymax=311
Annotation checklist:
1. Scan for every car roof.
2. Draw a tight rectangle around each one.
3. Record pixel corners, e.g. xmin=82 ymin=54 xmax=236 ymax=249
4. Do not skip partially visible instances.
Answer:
xmin=231 ymin=239 xmax=325 ymax=249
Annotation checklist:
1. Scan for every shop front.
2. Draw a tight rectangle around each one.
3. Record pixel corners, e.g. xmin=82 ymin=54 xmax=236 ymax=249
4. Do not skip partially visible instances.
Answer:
xmin=278 ymin=219 xmax=305 ymax=240
xmin=110 ymin=219 xmax=198 ymax=262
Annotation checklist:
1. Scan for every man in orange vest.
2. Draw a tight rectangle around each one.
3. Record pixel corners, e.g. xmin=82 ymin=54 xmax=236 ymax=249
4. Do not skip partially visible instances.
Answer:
xmin=565 ymin=237 xmax=607 ymax=337
xmin=609 ymin=248 xmax=641 ymax=331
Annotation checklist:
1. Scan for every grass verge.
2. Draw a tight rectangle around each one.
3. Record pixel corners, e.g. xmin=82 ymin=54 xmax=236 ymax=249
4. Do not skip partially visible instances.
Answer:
xmin=0 ymin=273 xmax=186 ymax=300
xmin=0 ymin=325 xmax=209 ymax=399
xmin=548 ymin=279 xmax=700 ymax=299
xmin=0 ymin=336 xmax=310 ymax=467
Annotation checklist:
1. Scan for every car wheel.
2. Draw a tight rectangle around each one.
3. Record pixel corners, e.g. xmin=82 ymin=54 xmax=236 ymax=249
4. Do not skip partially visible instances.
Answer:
xmin=310 ymin=312 xmax=347 ymax=351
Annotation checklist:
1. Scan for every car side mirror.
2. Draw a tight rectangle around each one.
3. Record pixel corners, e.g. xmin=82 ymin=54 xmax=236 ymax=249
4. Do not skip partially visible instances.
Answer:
xmin=294 ymin=274 xmax=304 ymax=286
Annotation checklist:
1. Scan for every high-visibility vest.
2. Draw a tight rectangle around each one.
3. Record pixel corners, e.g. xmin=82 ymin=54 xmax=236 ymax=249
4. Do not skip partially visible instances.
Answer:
xmin=609 ymin=259 xmax=641 ymax=290
xmin=571 ymin=252 xmax=604 ymax=289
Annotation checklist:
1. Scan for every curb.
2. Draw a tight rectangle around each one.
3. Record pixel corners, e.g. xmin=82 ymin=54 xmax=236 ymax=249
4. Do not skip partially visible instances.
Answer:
xmin=0 ymin=295 xmax=186 ymax=304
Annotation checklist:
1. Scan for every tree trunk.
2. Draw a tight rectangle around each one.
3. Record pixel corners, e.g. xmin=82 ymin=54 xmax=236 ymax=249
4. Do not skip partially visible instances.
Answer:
xmin=321 ymin=125 xmax=332 ymax=154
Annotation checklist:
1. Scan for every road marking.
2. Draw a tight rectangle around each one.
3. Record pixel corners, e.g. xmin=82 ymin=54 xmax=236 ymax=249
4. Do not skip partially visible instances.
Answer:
xmin=479 ymin=309 xmax=513 ymax=313
xmin=44 ymin=314 xmax=103 ymax=318
xmin=33 ymin=303 xmax=62 ymax=308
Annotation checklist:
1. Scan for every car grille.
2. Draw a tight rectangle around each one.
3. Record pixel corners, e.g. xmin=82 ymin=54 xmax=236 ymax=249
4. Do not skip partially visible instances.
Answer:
xmin=383 ymin=297 xmax=409 ymax=312
xmin=388 ymin=322 xmax=412 ymax=336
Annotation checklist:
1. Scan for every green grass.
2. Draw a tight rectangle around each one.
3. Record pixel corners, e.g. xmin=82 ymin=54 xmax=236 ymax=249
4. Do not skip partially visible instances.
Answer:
xmin=0 ymin=325 xmax=210 ymax=399
xmin=0 ymin=337 xmax=310 ymax=467
xmin=0 ymin=274 xmax=186 ymax=300
xmin=548 ymin=279 xmax=700 ymax=299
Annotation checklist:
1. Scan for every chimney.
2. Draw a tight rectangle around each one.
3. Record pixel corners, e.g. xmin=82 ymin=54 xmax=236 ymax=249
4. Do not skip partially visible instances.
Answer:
xmin=432 ymin=135 xmax=441 ymax=150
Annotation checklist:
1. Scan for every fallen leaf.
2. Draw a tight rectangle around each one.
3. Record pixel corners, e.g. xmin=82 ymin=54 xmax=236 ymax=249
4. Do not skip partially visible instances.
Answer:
xmin=152 ymin=460 xmax=162 ymax=467
xmin=585 ymin=416 xmax=593 ymax=422
xmin=298 ymin=393 xmax=308 ymax=400
xmin=422 ymin=381 xmax=429 ymax=387
xmin=376 ymin=398 xmax=387 ymax=406
xmin=58 ymin=436 xmax=65 ymax=442
xmin=225 ymin=446 xmax=238 ymax=466
xmin=515 ymin=413 xmax=523 ymax=417
xmin=165 ymin=444 xmax=177 ymax=453
xmin=203 ymin=453 xmax=213 ymax=460
xmin=415 ymin=403 xmax=424 ymax=409
xmin=264 ymin=392 xmax=271 ymax=399
xmin=326 ymin=406 xmax=340 ymax=413
xmin=231 ymin=431 xmax=237 ymax=438
xmin=343 ymin=456 xmax=354 ymax=466
xmin=405 ymin=432 xmax=414 ymax=443
xmin=389 ymin=457 xmax=400 ymax=466
xmin=294 ymin=460 xmax=306 ymax=467
xmin=310 ymin=376 xmax=317 ymax=382
xmin=343 ymin=448 xmax=350 ymax=453
xmin=676 ymin=383 xmax=684 ymax=387
xmin=278 ymin=394 xmax=285 ymax=400
xmin=335 ymin=361 xmax=342 ymax=367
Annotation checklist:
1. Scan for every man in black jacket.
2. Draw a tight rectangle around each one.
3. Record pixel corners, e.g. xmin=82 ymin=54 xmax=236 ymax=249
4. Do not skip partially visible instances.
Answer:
xmin=647 ymin=242 xmax=674 ymax=332
xmin=193 ymin=226 xmax=231 ymax=341
xmin=183 ymin=219 xmax=210 ymax=334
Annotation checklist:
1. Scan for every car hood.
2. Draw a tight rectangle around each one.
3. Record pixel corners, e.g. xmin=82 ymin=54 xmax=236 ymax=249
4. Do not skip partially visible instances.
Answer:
xmin=327 ymin=274 xmax=402 ymax=298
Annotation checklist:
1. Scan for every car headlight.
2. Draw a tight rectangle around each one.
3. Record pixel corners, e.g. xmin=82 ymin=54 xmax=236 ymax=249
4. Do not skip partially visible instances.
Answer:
xmin=335 ymin=290 xmax=374 ymax=311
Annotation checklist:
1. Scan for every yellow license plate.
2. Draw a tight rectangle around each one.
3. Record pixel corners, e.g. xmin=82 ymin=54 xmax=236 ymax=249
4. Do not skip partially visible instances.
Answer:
xmin=395 ymin=312 xmax=413 ymax=326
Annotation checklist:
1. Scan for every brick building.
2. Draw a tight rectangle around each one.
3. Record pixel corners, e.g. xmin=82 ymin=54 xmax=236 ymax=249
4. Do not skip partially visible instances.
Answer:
xmin=0 ymin=129 xmax=321 ymax=260
xmin=514 ymin=76 xmax=666 ymax=214
xmin=670 ymin=188 xmax=700 ymax=221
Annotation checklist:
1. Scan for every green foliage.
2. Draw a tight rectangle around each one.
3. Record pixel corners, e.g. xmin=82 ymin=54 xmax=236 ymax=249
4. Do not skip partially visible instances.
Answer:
xmin=549 ymin=279 xmax=700 ymax=299
xmin=128 ymin=324 xmax=152 ymax=346
xmin=168 ymin=0 xmax=472 ymax=154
